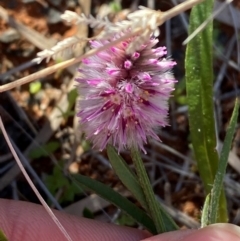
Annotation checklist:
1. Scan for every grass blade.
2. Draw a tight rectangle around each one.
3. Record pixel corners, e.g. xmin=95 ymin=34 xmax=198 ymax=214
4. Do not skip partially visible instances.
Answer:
xmin=72 ymin=174 xmax=157 ymax=234
xmin=201 ymin=194 xmax=210 ymax=228
xmin=107 ymin=145 xmax=178 ymax=233
xmin=107 ymin=145 xmax=147 ymax=210
xmin=209 ymin=100 xmax=239 ymax=224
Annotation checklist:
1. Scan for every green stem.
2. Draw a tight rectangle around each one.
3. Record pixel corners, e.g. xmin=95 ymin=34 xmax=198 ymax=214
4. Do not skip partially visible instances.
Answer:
xmin=130 ymin=147 xmax=178 ymax=233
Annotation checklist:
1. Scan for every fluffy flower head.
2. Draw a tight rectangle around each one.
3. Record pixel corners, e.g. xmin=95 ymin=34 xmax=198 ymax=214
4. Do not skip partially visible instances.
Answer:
xmin=76 ymin=33 xmax=177 ymax=153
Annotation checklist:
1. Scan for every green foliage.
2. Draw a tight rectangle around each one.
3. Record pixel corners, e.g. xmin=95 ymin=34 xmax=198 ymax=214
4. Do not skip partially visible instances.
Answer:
xmin=185 ymin=0 xmax=227 ymax=222
xmin=201 ymin=194 xmax=210 ymax=228
xmin=174 ymin=78 xmax=187 ymax=105
xmin=107 ymin=145 xmax=147 ymax=210
xmin=29 ymin=81 xmax=42 ymax=94
xmin=58 ymin=89 xmax=78 ymax=119
xmin=117 ymin=213 xmax=136 ymax=227
xmin=109 ymin=1 xmax=122 ymax=12
xmin=67 ymin=89 xmax=78 ymax=111
xmin=130 ymin=147 xmax=178 ymax=233
xmin=29 ymin=141 xmax=60 ymax=159
xmin=82 ymin=208 xmax=94 ymax=219
xmin=107 ymin=145 xmax=178 ymax=233
xmin=0 ymin=230 xmax=8 ymax=241
xmin=44 ymin=164 xmax=83 ymax=204
xmin=81 ymin=140 xmax=91 ymax=152
xmin=73 ymin=173 xmax=157 ymax=234
xmin=208 ymin=100 xmax=239 ymax=224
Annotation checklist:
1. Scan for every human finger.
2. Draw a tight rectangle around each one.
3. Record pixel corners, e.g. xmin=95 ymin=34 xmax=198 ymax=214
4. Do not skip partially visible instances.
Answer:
xmin=141 ymin=223 xmax=240 ymax=241
xmin=0 ymin=198 xmax=150 ymax=241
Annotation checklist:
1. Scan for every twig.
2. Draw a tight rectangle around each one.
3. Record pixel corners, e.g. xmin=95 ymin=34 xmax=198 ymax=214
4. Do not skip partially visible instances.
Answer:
xmin=161 ymin=0 xmax=204 ymax=22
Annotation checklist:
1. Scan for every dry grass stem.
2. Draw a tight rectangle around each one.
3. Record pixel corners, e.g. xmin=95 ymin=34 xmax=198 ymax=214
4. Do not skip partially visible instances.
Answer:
xmin=183 ymin=0 xmax=234 ymax=45
xmin=0 ymin=117 xmax=73 ymax=241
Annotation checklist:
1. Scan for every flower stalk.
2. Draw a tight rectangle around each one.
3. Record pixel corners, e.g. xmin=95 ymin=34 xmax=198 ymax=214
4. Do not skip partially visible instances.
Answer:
xmin=130 ymin=147 xmax=178 ymax=233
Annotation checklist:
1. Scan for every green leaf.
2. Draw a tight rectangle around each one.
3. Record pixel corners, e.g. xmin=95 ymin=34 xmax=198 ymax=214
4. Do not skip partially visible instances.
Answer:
xmin=72 ymin=174 xmax=157 ymax=234
xmin=83 ymin=208 xmax=94 ymax=219
xmin=58 ymin=89 xmax=78 ymax=119
xmin=174 ymin=79 xmax=187 ymax=105
xmin=0 ymin=230 xmax=8 ymax=241
xmin=107 ymin=145 xmax=178 ymax=233
xmin=109 ymin=1 xmax=122 ymax=12
xmin=201 ymin=193 xmax=210 ymax=228
xmin=29 ymin=81 xmax=42 ymax=94
xmin=55 ymin=89 xmax=78 ymax=120
xmin=29 ymin=141 xmax=60 ymax=159
xmin=117 ymin=213 xmax=136 ymax=226
xmin=67 ymin=89 xmax=78 ymax=109
xmin=209 ymin=100 xmax=239 ymax=224
xmin=107 ymin=145 xmax=147 ymax=210
xmin=185 ymin=0 xmax=227 ymax=222
xmin=44 ymin=164 xmax=83 ymax=204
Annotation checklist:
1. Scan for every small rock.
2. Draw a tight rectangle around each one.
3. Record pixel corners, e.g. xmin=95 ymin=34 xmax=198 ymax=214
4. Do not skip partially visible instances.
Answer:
xmin=68 ymin=162 xmax=80 ymax=174
xmin=0 ymin=28 xmax=20 ymax=43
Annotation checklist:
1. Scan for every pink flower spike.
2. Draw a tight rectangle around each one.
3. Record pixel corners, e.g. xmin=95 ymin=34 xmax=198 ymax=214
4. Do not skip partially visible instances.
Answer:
xmin=86 ymin=79 xmax=102 ymax=86
xmin=132 ymin=52 xmax=140 ymax=59
xmin=125 ymin=83 xmax=133 ymax=93
xmin=111 ymin=47 xmax=124 ymax=56
xmin=147 ymin=59 xmax=158 ymax=65
xmin=76 ymin=32 xmax=177 ymax=152
xmin=124 ymin=60 xmax=132 ymax=69
xmin=89 ymin=40 xmax=102 ymax=48
xmin=106 ymin=67 xmax=121 ymax=76
xmin=122 ymin=41 xmax=128 ymax=48
xmin=82 ymin=58 xmax=90 ymax=64
xmin=138 ymin=72 xmax=152 ymax=81
xmin=157 ymin=60 xmax=177 ymax=70
xmin=154 ymin=47 xmax=167 ymax=57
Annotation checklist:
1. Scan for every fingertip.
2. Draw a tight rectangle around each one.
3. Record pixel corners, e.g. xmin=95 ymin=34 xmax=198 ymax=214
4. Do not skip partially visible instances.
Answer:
xmin=141 ymin=224 xmax=240 ymax=241
xmin=183 ymin=223 xmax=240 ymax=241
